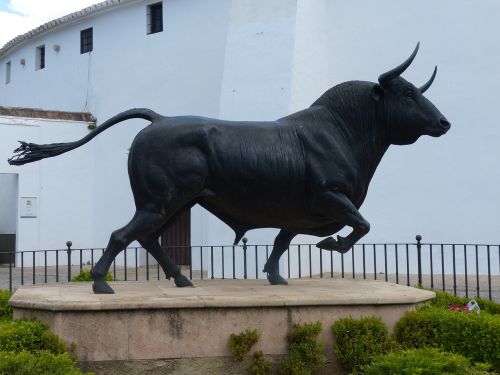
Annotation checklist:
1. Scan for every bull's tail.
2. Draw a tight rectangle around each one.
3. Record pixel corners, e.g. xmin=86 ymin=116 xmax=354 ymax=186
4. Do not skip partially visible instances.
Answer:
xmin=8 ymin=108 xmax=162 ymax=166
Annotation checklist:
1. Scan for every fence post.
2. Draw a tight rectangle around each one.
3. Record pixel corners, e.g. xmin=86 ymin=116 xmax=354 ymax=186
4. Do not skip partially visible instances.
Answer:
xmin=416 ymin=235 xmax=422 ymax=286
xmin=9 ymin=251 xmax=13 ymax=292
xmin=66 ymin=241 xmax=72 ymax=282
xmin=242 ymin=237 xmax=248 ymax=279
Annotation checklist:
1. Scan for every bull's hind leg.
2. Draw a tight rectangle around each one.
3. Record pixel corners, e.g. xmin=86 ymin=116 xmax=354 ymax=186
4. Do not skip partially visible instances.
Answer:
xmin=138 ymin=235 xmax=193 ymax=287
xmin=263 ymin=230 xmax=296 ymax=285
xmin=91 ymin=209 xmax=167 ymax=294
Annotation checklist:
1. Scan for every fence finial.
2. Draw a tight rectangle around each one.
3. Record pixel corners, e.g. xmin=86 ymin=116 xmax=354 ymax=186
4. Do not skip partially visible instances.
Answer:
xmin=242 ymin=237 xmax=248 ymax=279
xmin=416 ymin=235 xmax=422 ymax=286
xmin=66 ymin=241 xmax=72 ymax=282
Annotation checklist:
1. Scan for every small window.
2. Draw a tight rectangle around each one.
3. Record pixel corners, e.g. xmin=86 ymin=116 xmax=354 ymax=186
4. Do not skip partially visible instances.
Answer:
xmin=147 ymin=2 xmax=163 ymax=34
xmin=81 ymin=28 xmax=93 ymax=54
xmin=5 ymin=61 xmax=11 ymax=84
xmin=36 ymin=45 xmax=45 ymax=70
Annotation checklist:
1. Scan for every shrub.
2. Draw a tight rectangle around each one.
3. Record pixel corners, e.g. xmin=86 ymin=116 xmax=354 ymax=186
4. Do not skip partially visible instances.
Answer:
xmin=0 ymin=351 xmax=93 ymax=375
xmin=0 ymin=290 xmax=13 ymax=321
xmin=362 ymin=348 xmax=494 ymax=375
xmin=427 ymin=288 xmax=500 ymax=315
xmin=228 ymin=329 xmax=261 ymax=361
xmin=280 ymin=321 xmax=326 ymax=375
xmin=71 ymin=269 xmax=112 ymax=282
xmin=394 ymin=307 xmax=500 ymax=371
xmin=416 ymin=286 xmax=500 ymax=315
xmin=331 ymin=316 xmax=394 ymax=373
xmin=250 ymin=350 xmax=272 ymax=375
xmin=0 ymin=320 xmax=66 ymax=354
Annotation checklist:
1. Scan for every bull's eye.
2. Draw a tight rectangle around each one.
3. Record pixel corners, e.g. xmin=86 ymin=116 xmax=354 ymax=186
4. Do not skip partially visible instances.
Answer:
xmin=404 ymin=89 xmax=413 ymax=98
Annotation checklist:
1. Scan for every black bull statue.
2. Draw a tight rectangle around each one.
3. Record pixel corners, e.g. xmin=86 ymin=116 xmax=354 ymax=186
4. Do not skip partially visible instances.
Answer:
xmin=9 ymin=43 xmax=450 ymax=294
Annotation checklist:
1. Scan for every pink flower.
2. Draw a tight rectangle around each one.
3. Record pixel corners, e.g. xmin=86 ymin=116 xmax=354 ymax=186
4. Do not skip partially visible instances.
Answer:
xmin=447 ymin=304 xmax=473 ymax=313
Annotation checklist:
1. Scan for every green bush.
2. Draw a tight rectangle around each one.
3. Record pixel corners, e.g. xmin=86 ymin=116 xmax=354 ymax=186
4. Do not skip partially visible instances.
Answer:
xmin=228 ymin=329 xmax=261 ymax=361
xmin=71 ymin=269 xmax=112 ymax=282
xmin=0 ymin=351 xmax=92 ymax=375
xmin=0 ymin=290 xmax=13 ymax=321
xmin=428 ymin=289 xmax=500 ymax=315
xmin=0 ymin=320 xmax=66 ymax=354
xmin=280 ymin=321 xmax=326 ymax=375
xmin=394 ymin=307 xmax=500 ymax=371
xmin=250 ymin=350 xmax=272 ymax=375
xmin=362 ymin=348 xmax=494 ymax=375
xmin=331 ymin=316 xmax=394 ymax=373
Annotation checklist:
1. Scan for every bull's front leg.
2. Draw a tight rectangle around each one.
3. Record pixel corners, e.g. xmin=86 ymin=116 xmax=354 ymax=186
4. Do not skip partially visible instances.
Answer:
xmin=313 ymin=191 xmax=370 ymax=253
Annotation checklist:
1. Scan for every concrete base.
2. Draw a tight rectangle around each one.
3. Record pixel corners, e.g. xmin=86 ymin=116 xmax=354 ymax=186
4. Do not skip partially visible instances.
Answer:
xmin=10 ymin=279 xmax=434 ymax=374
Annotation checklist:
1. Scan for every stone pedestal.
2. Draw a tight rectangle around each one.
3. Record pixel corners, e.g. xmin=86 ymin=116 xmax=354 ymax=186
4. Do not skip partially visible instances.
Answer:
xmin=9 ymin=279 xmax=434 ymax=374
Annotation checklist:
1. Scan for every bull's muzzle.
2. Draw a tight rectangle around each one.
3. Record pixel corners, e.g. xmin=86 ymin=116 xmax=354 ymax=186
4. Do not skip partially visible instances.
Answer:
xmin=440 ymin=117 xmax=451 ymax=133
xmin=429 ymin=117 xmax=450 ymax=137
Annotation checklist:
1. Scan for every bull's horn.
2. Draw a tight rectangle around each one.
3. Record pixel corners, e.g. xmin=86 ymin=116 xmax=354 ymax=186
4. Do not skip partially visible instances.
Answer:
xmin=419 ymin=66 xmax=437 ymax=93
xmin=378 ymin=42 xmax=420 ymax=87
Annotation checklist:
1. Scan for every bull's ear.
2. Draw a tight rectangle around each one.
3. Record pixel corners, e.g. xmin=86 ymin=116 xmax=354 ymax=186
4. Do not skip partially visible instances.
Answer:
xmin=371 ymin=84 xmax=384 ymax=102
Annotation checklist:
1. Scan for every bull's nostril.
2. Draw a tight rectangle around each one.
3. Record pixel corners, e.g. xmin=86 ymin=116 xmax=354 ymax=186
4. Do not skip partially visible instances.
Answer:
xmin=439 ymin=117 xmax=451 ymax=131
xmin=440 ymin=118 xmax=451 ymax=129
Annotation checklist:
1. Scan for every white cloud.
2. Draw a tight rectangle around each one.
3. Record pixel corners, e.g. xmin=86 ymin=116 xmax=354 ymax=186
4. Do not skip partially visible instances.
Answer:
xmin=0 ymin=0 xmax=98 ymax=47
xmin=0 ymin=11 xmax=38 ymax=47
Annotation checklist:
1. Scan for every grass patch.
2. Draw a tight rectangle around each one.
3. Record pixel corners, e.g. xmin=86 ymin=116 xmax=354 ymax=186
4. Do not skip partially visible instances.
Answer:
xmin=71 ymin=269 xmax=112 ymax=282
xmin=426 ymin=288 xmax=500 ymax=315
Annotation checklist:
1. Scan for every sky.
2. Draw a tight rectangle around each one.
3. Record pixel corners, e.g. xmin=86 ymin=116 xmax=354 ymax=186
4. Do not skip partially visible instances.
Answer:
xmin=0 ymin=0 xmax=99 ymax=47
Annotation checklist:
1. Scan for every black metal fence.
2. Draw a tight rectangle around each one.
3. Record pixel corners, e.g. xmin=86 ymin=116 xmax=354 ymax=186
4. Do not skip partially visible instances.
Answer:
xmin=1 ymin=236 xmax=499 ymax=302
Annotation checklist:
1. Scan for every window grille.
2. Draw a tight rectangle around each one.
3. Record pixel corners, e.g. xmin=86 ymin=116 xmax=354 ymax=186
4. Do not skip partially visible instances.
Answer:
xmin=81 ymin=28 xmax=93 ymax=54
xmin=36 ymin=45 xmax=45 ymax=70
xmin=5 ymin=61 xmax=11 ymax=84
xmin=147 ymin=2 xmax=163 ymax=34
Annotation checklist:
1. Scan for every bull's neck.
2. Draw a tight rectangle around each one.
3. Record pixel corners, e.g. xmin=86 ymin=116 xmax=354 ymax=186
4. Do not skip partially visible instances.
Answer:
xmin=312 ymin=81 xmax=390 ymax=181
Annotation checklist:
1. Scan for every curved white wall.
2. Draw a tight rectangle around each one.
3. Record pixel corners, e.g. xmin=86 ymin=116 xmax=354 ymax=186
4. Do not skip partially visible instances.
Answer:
xmin=1 ymin=0 xmax=233 ymax=250
xmin=0 ymin=0 xmax=499 ymax=260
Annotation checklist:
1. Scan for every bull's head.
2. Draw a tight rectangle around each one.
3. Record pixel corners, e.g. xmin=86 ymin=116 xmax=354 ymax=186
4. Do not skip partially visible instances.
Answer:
xmin=371 ymin=42 xmax=450 ymax=145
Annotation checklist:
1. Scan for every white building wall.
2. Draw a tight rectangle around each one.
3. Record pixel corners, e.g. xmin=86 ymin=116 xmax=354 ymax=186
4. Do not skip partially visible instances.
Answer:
xmin=0 ymin=0 xmax=232 ymax=253
xmin=0 ymin=116 xmax=93 ymax=265
xmin=0 ymin=0 xmax=499 ymax=277
xmin=206 ymin=0 xmax=299 ymax=278
xmin=215 ymin=0 xmax=297 ymax=249
xmin=285 ymin=0 xmax=500 ymax=277
xmin=323 ymin=0 xmax=500 ymax=245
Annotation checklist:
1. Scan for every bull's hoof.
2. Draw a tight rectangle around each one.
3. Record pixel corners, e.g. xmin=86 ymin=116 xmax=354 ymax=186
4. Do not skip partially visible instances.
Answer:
xmin=262 ymin=262 xmax=278 ymax=275
xmin=267 ymin=273 xmax=288 ymax=285
xmin=316 ymin=236 xmax=351 ymax=253
xmin=92 ymin=279 xmax=114 ymax=294
xmin=174 ymin=274 xmax=193 ymax=287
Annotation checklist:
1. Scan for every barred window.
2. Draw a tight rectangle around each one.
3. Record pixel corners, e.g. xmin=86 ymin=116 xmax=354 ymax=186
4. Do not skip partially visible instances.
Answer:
xmin=36 ymin=45 xmax=45 ymax=70
xmin=147 ymin=2 xmax=163 ymax=34
xmin=5 ymin=61 xmax=11 ymax=84
xmin=81 ymin=28 xmax=93 ymax=54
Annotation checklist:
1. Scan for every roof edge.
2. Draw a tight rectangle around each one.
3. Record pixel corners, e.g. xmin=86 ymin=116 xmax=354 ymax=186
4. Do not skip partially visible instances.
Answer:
xmin=0 ymin=106 xmax=96 ymax=123
xmin=0 ymin=0 xmax=139 ymax=58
